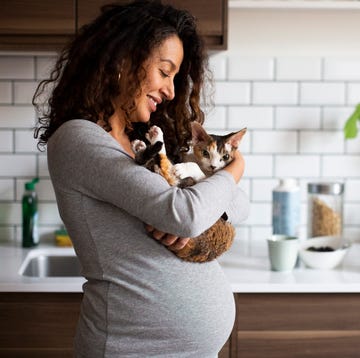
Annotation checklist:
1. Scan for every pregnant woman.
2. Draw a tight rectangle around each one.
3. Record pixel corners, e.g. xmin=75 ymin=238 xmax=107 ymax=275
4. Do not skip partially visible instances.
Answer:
xmin=33 ymin=1 xmax=249 ymax=357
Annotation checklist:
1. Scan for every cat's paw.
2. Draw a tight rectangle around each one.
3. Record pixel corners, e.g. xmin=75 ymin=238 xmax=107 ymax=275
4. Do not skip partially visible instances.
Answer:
xmin=146 ymin=125 xmax=164 ymax=145
xmin=131 ymin=139 xmax=146 ymax=153
xmin=173 ymin=162 xmax=206 ymax=181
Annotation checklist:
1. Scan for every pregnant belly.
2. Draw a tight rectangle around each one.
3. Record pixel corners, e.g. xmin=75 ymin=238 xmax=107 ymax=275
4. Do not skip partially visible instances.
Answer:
xmin=105 ymin=259 xmax=235 ymax=357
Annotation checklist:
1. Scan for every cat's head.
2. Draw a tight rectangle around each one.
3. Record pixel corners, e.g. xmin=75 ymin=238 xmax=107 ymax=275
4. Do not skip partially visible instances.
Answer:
xmin=191 ymin=122 xmax=246 ymax=175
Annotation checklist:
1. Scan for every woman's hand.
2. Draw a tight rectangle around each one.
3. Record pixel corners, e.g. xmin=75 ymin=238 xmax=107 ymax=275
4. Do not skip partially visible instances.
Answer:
xmin=145 ymin=224 xmax=190 ymax=250
xmin=223 ymin=150 xmax=245 ymax=184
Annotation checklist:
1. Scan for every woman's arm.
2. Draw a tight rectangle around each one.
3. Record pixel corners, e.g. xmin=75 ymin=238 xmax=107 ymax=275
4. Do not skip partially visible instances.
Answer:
xmin=48 ymin=121 xmax=240 ymax=238
xmin=223 ymin=150 xmax=245 ymax=184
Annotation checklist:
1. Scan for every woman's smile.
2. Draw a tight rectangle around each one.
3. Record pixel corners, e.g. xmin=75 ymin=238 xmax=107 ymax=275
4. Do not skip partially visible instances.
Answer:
xmin=132 ymin=35 xmax=184 ymax=123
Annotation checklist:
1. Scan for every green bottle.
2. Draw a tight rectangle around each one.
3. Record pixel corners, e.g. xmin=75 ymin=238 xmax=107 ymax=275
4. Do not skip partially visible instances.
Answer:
xmin=22 ymin=178 xmax=39 ymax=248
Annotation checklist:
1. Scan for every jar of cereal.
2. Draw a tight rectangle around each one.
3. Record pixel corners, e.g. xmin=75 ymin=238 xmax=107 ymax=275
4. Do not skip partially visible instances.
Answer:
xmin=307 ymin=182 xmax=344 ymax=238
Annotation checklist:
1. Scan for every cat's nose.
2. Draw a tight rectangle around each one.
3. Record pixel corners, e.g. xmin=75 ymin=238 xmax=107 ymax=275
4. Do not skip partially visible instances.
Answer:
xmin=210 ymin=165 xmax=217 ymax=171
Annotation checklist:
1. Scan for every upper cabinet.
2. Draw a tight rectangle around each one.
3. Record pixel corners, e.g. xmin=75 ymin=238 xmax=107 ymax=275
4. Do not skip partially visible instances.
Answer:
xmin=77 ymin=0 xmax=228 ymax=50
xmin=0 ymin=1 xmax=75 ymax=51
xmin=229 ymin=0 xmax=360 ymax=9
xmin=0 ymin=0 xmax=228 ymax=52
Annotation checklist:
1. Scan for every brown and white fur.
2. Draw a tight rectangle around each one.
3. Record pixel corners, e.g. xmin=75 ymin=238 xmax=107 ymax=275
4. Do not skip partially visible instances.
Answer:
xmin=131 ymin=122 xmax=246 ymax=262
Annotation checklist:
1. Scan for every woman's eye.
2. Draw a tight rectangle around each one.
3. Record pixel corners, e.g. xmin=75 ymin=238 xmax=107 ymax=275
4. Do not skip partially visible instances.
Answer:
xmin=223 ymin=154 xmax=230 ymax=161
xmin=202 ymin=150 xmax=210 ymax=158
xmin=160 ymin=70 xmax=170 ymax=78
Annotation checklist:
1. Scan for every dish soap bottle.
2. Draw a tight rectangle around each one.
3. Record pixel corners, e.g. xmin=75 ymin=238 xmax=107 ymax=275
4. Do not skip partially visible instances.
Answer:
xmin=272 ymin=178 xmax=300 ymax=237
xmin=22 ymin=178 xmax=39 ymax=248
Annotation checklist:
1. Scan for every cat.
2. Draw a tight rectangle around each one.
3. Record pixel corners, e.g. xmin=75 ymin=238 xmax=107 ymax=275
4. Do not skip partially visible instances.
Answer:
xmin=131 ymin=122 xmax=246 ymax=263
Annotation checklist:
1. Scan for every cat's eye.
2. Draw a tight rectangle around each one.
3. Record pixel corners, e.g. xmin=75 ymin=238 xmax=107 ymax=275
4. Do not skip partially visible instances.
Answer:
xmin=223 ymin=154 xmax=230 ymax=161
xmin=202 ymin=150 xmax=210 ymax=158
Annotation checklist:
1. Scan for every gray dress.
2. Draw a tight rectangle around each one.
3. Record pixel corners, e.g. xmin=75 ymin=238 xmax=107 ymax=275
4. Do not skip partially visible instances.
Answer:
xmin=47 ymin=120 xmax=249 ymax=358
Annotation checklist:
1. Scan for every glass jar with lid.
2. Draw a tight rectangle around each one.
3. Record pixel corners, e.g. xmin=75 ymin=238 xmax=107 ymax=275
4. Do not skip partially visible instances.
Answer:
xmin=307 ymin=182 xmax=344 ymax=238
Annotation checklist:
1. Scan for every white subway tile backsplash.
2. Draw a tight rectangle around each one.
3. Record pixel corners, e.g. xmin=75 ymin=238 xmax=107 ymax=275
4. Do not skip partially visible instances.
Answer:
xmin=347 ymin=83 xmax=360 ymax=105
xmin=38 ymin=155 xmax=50 ymax=177
xmin=300 ymin=82 xmax=345 ymax=105
xmin=324 ymin=58 xmax=360 ymax=80
xmin=38 ymin=203 xmax=62 ymax=225
xmin=203 ymin=106 xmax=227 ymax=129
xmin=346 ymin=138 xmax=360 ymax=154
xmin=229 ymin=106 xmax=273 ymax=129
xmin=276 ymin=57 xmax=322 ymax=80
xmin=243 ymin=155 xmax=273 ymax=177
xmin=214 ymin=82 xmax=250 ymax=105
xmin=15 ymin=129 xmax=38 ymax=153
xmin=276 ymin=107 xmax=321 ymax=129
xmin=0 ymin=106 xmax=35 ymax=128
xmin=252 ymin=178 xmax=278 ymax=202
xmin=344 ymin=204 xmax=360 ymax=225
xmin=36 ymin=56 xmax=57 ymax=80
xmin=0 ymin=53 xmax=359 ymax=248
xmin=0 ymin=203 xmax=21 ymax=225
xmin=323 ymin=107 xmax=353 ymax=129
xmin=228 ymin=57 xmax=274 ymax=80
xmin=246 ymin=202 xmax=271 ymax=226
xmin=343 ymin=227 xmax=360 ymax=243
xmin=275 ymin=155 xmax=320 ymax=177
xmin=253 ymin=82 xmax=298 ymax=105
xmin=300 ymin=131 xmax=344 ymax=154
xmin=0 ymin=82 xmax=12 ymax=104
xmin=249 ymin=227 xmax=272 ymax=257
xmin=345 ymin=180 xmax=360 ymax=201
xmin=0 ymin=130 xmax=13 ymax=152
xmin=14 ymin=81 xmax=39 ymax=104
xmin=0 ymin=179 xmax=14 ymax=201
xmin=0 ymin=154 xmax=36 ymax=176
xmin=0 ymin=57 xmax=34 ymax=79
xmin=233 ymin=227 xmax=250 ymax=256
xmin=0 ymin=226 xmax=15 ymax=242
xmin=323 ymin=155 xmax=360 ymax=177
xmin=253 ymin=130 xmax=297 ymax=154
xmin=208 ymin=53 xmax=227 ymax=80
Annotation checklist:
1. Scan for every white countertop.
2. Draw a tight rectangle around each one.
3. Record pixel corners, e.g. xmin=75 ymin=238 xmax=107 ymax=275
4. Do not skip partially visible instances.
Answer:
xmin=218 ymin=241 xmax=360 ymax=293
xmin=0 ymin=244 xmax=85 ymax=293
xmin=1 ymin=241 xmax=360 ymax=293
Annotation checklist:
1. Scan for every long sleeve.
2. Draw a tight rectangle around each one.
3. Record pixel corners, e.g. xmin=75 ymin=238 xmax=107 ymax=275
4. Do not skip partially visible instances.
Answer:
xmin=225 ymin=186 xmax=250 ymax=226
xmin=47 ymin=120 xmax=247 ymax=238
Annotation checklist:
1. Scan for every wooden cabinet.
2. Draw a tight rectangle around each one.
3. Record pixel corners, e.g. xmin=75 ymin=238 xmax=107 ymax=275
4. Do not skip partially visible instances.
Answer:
xmin=0 ymin=0 xmax=227 ymax=51
xmin=0 ymin=292 xmax=228 ymax=357
xmin=0 ymin=293 xmax=82 ymax=357
xmin=0 ymin=1 xmax=75 ymax=51
xmin=4 ymin=292 xmax=358 ymax=357
xmin=230 ymin=293 xmax=360 ymax=358
xmin=78 ymin=0 xmax=228 ymax=50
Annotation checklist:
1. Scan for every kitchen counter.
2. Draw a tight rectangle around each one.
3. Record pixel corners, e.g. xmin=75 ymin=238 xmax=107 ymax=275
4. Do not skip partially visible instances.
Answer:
xmin=0 ymin=244 xmax=85 ymax=292
xmin=1 ymin=241 xmax=360 ymax=293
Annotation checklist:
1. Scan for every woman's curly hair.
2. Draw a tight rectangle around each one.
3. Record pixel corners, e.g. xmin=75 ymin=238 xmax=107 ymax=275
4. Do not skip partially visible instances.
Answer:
xmin=33 ymin=0 xmax=211 ymax=161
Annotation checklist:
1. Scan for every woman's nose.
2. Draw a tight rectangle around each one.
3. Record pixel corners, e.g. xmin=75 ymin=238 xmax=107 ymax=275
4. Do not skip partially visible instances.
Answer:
xmin=161 ymin=80 xmax=175 ymax=101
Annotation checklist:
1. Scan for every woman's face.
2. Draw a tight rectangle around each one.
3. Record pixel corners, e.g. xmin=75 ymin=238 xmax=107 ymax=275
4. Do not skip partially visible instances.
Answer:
xmin=131 ymin=35 xmax=184 ymax=123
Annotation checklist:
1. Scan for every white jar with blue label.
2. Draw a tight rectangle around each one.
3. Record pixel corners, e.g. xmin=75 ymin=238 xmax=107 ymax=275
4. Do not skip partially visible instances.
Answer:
xmin=272 ymin=178 xmax=300 ymax=237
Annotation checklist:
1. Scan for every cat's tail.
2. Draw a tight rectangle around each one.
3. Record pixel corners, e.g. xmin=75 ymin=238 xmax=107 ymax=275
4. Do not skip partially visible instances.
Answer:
xmin=169 ymin=218 xmax=235 ymax=263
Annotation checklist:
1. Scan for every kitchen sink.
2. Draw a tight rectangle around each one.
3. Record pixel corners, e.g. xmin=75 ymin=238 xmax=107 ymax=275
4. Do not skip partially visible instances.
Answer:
xmin=19 ymin=248 xmax=82 ymax=278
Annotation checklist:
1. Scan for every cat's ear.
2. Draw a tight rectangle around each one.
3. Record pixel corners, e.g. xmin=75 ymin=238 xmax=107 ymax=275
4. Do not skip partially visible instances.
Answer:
xmin=191 ymin=122 xmax=212 ymax=144
xmin=226 ymin=128 xmax=247 ymax=149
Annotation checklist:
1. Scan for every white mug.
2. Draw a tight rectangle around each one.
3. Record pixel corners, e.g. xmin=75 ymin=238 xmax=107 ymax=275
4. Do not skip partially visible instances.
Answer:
xmin=267 ymin=235 xmax=299 ymax=271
